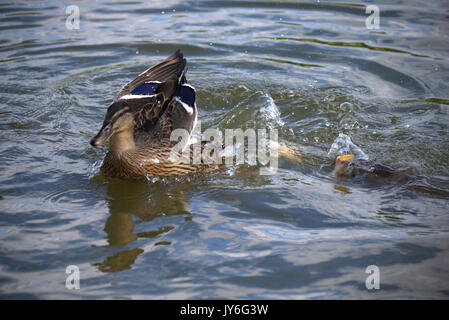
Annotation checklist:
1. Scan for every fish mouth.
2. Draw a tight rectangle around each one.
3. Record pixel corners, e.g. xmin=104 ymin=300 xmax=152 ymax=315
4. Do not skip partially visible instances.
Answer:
xmin=90 ymin=123 xmax=113 ymax=147
xmin=335 ymin=154 xmax=355 ymax=165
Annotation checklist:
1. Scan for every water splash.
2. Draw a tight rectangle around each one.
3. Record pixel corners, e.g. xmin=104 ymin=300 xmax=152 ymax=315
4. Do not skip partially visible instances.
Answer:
xmin=88 ymin=159 xmax=103 ymax=178
xmin=260 ymin=93 xmax=284 ymax=128
xmin=217 ymin=91 xmax=284 ymax=130
xmin=328 ymin=133 xmax=369 ymax=160
xmin=225 ymin=165 xmax=237 ymax=176
xmin=145 ymin=176 xmax=160 ymax=183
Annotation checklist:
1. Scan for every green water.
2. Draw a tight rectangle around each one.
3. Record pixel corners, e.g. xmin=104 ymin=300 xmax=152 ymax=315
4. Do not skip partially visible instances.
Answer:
xmin=0 ymin=0 xmax=448 ymax=299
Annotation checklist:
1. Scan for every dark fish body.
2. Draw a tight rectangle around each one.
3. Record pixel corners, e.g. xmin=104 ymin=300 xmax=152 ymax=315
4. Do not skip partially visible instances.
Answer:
xmin=334 ymin=155 xmax=411 ymax=183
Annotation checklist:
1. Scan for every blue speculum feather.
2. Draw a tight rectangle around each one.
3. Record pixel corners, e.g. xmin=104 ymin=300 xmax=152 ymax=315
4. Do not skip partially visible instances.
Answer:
xmin=176 ymin=84 xmax=195 ymax=106
xmin=130 ymin=82 xmax=160 ymax=95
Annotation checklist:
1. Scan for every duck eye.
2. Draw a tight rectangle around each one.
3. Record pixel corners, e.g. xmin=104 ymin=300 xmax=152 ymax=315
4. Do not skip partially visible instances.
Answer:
xmin=104 ymin=123 xmax=111 ymax=131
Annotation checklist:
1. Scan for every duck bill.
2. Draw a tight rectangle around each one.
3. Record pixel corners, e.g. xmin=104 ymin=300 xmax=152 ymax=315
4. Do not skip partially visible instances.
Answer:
xmin=90 ymin=123 xmax=113 ymax=147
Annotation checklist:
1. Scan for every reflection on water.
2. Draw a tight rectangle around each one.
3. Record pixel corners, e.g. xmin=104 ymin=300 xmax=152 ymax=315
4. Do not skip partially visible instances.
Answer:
xmin=95 ymin=248 xmax=144 ymax=273
xmin=0 ymin=0 xmax=449 ymax=299
xmin=94 ymin=179 xmax=192 ymax=271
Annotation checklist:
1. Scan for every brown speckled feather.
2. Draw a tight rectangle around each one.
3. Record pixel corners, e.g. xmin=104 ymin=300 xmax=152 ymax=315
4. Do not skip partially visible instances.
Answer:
xmin=101 ymin=144 xmax=218 ymax=180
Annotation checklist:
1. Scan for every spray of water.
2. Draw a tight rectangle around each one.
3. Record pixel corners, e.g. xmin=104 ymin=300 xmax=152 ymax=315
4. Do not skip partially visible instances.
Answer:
xmin=328 ymin=133 xmax=369 ymax=160
xmin=260 ymin=93 xmax=284 ymax=128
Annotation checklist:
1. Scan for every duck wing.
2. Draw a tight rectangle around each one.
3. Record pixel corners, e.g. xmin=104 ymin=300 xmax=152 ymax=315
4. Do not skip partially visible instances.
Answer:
xmin=154 ymin=84 xmax=198 ymax=141
xmin=115 ymin=50 xmax=191 ymax=135
xmin=114 ymin=49 xmax=186 ymax=102
xmin=133 ymin=83 xmax=197 ymax=150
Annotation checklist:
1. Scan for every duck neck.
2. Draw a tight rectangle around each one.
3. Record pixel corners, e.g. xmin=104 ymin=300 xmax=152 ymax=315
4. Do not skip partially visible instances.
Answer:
xmin=110 ymin=128 xmax=135 ymax=154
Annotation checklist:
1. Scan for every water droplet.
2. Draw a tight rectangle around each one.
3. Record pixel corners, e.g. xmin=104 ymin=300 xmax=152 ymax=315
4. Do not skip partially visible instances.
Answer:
xmin=226 ymin=166 xmax=236 ymax=176
xmin=339 ymin=102 xmax=353 ymax=111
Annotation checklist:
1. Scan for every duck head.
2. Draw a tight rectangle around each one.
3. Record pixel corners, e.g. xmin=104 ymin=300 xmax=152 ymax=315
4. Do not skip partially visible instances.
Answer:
xmin=90 ymin=100 xmax=136 ymax=147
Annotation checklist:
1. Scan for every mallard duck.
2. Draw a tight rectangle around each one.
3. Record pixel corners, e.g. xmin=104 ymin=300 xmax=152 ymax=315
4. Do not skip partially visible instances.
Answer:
xmin=334 ymin=154 xmax=409 ymax=181
xmin=90 ymin=50 xmax=217 ymax=180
